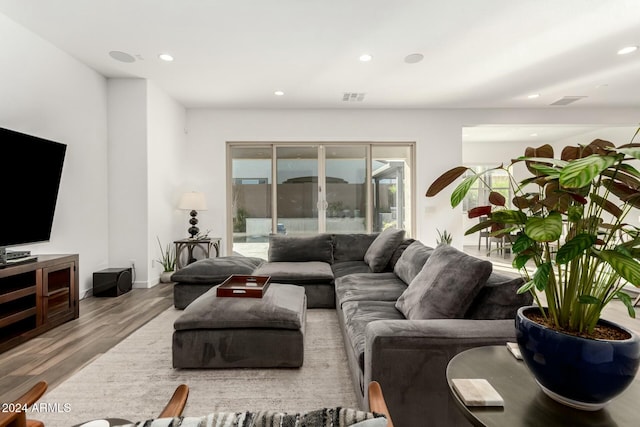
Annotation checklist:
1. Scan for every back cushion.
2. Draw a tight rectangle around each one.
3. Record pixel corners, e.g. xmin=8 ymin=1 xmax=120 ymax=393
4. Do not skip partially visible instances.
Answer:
xmin=393 ymin=241 xmax=434 ymax=284
xmin=465 ymin=272 xmax=532 ymax=319
xmin=395 ymin=245 xmax=492 ymax=319
xmin=363 ymin=228 xmax=406 ymax=273
xmin=332 ymin=234 xmax=379 ymax=262
xmin=268 ymin=234 xmax=334 ymax=263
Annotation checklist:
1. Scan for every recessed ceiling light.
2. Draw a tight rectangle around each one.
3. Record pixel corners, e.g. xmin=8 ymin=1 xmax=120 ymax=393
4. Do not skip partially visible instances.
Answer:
xmin=158 ymin=53 xmax=174 ymax=62
xmin=274 ymin=90 xmax=285 ymax=96
xmin=617 ymin=46 xmax=638 ymax=55
xmin=527 ymin=93 xmax=540 ymax=99
xmin=530 ymin=133 xmax=538 ymax=137
xmin=359 ymin=53 xmax=373 ymax=62
xmin=404 ymin=53 xmax=424 ymax=64
xmin=109 ymin=51 xmax=135 ymax=63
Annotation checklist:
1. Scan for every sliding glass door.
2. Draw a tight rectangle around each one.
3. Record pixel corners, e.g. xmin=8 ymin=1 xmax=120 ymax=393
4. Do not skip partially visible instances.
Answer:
xmin=229 ymin=142 xmax=414 ymax=257
xmin=276 ymin=146 xmax=319 ymax=236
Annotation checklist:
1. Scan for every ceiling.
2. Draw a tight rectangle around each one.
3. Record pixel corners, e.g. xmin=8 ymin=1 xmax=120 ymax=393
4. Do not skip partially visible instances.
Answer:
xmin=1 ymin=0 xmax=640 ymax=109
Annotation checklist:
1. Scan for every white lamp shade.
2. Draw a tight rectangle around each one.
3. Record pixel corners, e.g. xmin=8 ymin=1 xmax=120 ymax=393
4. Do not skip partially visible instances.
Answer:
xmin=178 ymin=191 xmax=208 ymax=210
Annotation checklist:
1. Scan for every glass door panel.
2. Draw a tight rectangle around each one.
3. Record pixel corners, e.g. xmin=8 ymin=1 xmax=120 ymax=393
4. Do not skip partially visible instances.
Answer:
xmin=276 ymin=146 xmax=319 ymax=236
xmin=230 ymin=146 xmax=272 ymax=258
xmin=372 ymin=145 xmax=412 ymax=236
xmin=325 ymin=146 xmax=367 ymax=234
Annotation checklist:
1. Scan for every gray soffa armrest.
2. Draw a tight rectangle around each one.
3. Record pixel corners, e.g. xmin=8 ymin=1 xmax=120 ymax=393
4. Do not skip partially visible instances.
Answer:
xmin=363 ymin=319 xmax=516 ymax=427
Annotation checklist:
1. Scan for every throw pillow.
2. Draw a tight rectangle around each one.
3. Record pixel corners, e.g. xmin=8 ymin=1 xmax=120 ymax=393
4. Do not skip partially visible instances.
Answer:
xmin=465 ymin=271 xmax=532 ymax=319
xmin=268 ymin=234 xmax=334 ymax=263
xmin=363 ymin=228 xmax=406 ymax=272
xmin=393 ymin=241 xmax=434 ymax=284
xmin=395 ymin=245 xmax=492 ymax=319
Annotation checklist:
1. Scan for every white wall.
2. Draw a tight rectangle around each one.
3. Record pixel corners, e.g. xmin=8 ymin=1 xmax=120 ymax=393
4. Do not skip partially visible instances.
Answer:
xmin=108 ymin=79 xmax=187 ymax=287
xmin=0 ymin=13 xmax=109 ymax=297
xmin=107 ymin=79 xmax=149 ymax=286
xmin=185 ymin=108 xmax=640 ymax=251
xmin=147 ymin=82 xmax=187 ymax=284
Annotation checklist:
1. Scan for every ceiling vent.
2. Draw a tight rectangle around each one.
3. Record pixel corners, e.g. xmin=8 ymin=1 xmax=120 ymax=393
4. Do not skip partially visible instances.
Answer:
xmin=550 ymin=96 xmax=587 ymax=106
xmin=343 ymin=92 xmax=366 ymax=102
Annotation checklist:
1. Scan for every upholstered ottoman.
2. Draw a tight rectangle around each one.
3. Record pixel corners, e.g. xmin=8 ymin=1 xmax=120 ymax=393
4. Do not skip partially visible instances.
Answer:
xmin=172 ymin=283 xmax=306 ymax=368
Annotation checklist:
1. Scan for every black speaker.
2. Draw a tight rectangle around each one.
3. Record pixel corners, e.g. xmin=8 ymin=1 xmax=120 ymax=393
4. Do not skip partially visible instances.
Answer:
xmin=93 ymin=267 xmax=132 ymax=297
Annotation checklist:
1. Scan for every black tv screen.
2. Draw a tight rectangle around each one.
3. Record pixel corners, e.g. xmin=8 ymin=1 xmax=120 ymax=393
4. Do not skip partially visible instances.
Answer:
xmin=0 ymin=127 xmax=67 ymax=249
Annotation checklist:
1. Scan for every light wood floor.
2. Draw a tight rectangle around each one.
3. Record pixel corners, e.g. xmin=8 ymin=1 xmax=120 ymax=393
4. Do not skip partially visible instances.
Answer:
xmin=0 ymin=282 xmax=174 ymax=404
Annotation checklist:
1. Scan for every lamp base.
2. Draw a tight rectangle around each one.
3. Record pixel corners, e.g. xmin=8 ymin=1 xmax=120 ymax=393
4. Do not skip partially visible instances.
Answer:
xmin=187 ymin=210 xmax=199 ymax=238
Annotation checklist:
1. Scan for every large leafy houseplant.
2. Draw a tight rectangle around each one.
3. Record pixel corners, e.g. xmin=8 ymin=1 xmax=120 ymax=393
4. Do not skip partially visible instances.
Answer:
xmin=426 ymin=135 xmax=640 ymax=337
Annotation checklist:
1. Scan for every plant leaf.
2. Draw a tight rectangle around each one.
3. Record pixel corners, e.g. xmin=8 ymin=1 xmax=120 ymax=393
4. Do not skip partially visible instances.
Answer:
xmin=597 ymin=250 xmax=640 ymax=287
xmin=527 ymin=163 xmax=561 ymax=178
xmin=556 ymin=234 xmax=596 ymax=264
xmin=513 ymin=253 xmax=532 ymax=269
xmin=467 ymin=206 xmax=492 ymax=219
xmin=426 ymin=166 xmax=469 ymax=197
xmin=590 ymin=193 xmax=623 ymax=218
xmin=615 ymin=291 xmax=636 ymax=318
xmin=450 ymin=175 xmax=478 ymax=207
xmin=602 ymin=169 xmax=640 ymax=190
xmin=559 ymin=154 xmax=617 ymax=188
xmin=517 ymin=280 xmax=536 ymax=294
xmin=525 ymin=212 xmax=563 ymax=242
xmin=617 ymin=147 xmax=640 ymax=161
xmin=511 ymin=233 xmax=534 ymax=253
xmin=488 ymin=191 xmax=506 ymax=206
xmin=464 ymin=219 xmax=494 ymax=236
xmin=567 ymin=205 xmax=584 ymax=222
xmin=533 ymin=262 xmax=552 ymax=291
xmin=578 ymin=295 xmax=601 ymax=305
xmin=491 ymin=210 xmax=527 ymax=225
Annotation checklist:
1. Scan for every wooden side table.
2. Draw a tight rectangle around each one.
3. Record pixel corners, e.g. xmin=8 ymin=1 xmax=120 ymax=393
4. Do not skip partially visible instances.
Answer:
xmin=174 ymin=237 xmax=221 ymax=270
xmin=446 ymin=345 xmax=640 ymax=427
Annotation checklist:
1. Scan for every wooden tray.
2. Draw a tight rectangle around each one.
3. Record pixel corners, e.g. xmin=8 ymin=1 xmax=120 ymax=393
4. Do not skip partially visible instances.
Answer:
xmin=216 ymin=274 xmax=271 ymax=298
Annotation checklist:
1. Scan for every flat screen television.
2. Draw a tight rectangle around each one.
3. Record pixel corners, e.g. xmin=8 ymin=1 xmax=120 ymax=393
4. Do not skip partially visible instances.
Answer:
xmin=0 ymin=127 xmax=67 ymax=264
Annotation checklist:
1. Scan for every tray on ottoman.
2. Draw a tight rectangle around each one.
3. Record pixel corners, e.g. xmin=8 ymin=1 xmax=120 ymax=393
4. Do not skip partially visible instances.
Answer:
xmin=216 ymin=274 xmax=270 ymax=298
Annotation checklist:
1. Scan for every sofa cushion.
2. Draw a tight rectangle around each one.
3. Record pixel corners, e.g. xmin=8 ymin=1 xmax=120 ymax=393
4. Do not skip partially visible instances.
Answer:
xmin=388 ymin=238 xmax=416 ymax=269
xmin=335 ymin=273 xmax=407 ymax=305
xmin=171 ymin=256 xmax=263 ymax=284
xmin=332 ymin=260 xmax=373 ymax=278
xmin=395 ymin=245 xmax=492 ymax=320
xmin=363 ymin=228 xmax=406 ymax=273
xmin=333 ymin=233 xmax=379 ymax=262
xmin=393 ymin=241 xmax=434 ymax=285
xmin=268 ymin=234 xmax=333 ymax=263
xmin=465 ymin=271 xmax=531 ymax=319
xmin=341 ymin=300 xmax=405 ymax=371
xmin=174 ymin=283 xmax=305 ymax=330
xmin=253 ymin=261 xmax=334 ymax=285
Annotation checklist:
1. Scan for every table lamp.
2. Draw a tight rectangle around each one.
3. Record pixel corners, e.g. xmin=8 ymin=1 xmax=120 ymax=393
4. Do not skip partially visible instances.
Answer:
xmin=178 ymin=191 xmax=208 ymax=238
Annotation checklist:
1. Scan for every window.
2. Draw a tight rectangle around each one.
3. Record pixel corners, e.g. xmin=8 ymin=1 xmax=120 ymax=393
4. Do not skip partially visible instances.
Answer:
xmin=462 ymin=166 xmax=510 ymax=212
xmin=228 ymin=142 xmax=414 ymax=258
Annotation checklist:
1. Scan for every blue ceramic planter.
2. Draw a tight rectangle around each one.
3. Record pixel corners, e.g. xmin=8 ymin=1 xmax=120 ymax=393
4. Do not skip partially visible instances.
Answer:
xmin=516 ymin=306 xmax=640 ymax=410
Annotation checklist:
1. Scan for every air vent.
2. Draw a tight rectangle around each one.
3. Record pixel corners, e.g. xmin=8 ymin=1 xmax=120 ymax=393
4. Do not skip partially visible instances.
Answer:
xmin=343 ymin=92 xmax=366 ymax=102
xmin=550 ymin=96 xmax=587 ymax=106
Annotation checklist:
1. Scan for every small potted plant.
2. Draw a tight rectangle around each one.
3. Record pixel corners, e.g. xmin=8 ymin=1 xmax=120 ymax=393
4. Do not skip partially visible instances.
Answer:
xmin=426 ymin=134 xmax=640 ymax=409
xmin=156 ymin=237 xmax=176 ymax=283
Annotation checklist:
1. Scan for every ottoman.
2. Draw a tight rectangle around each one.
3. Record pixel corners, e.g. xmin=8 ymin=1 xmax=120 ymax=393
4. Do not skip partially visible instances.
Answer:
xmin=172 ymin=283 xmax=306 ymax=368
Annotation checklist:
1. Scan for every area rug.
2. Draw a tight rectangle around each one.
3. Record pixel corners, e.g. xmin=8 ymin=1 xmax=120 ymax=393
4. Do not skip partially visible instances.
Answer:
xmin=36 ymin=308 xmax=358 ymax=426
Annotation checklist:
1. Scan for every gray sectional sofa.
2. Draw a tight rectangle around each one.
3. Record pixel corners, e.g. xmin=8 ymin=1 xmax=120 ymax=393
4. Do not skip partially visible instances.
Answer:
xmin=171 ymin=229 xmax=532 ymax=427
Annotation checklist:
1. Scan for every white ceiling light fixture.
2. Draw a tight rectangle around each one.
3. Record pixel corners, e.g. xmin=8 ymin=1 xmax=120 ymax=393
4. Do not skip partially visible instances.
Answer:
xmin=617 ymin=46 xmax=638 ymax=55
xmin=274 ymin=90 xmax=285 ymax=96
xmin=158 ymin=53 xmax=174 ymax=62
xmin=359 ymin=53 xmax=373 ymax=62
xmin=527 ymin=93 xmax=540 ymax=99
xmin=109 ymin=50 xmax=135 ymax=63
xmin=404 ymin=53 xmax=424 ymax=64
